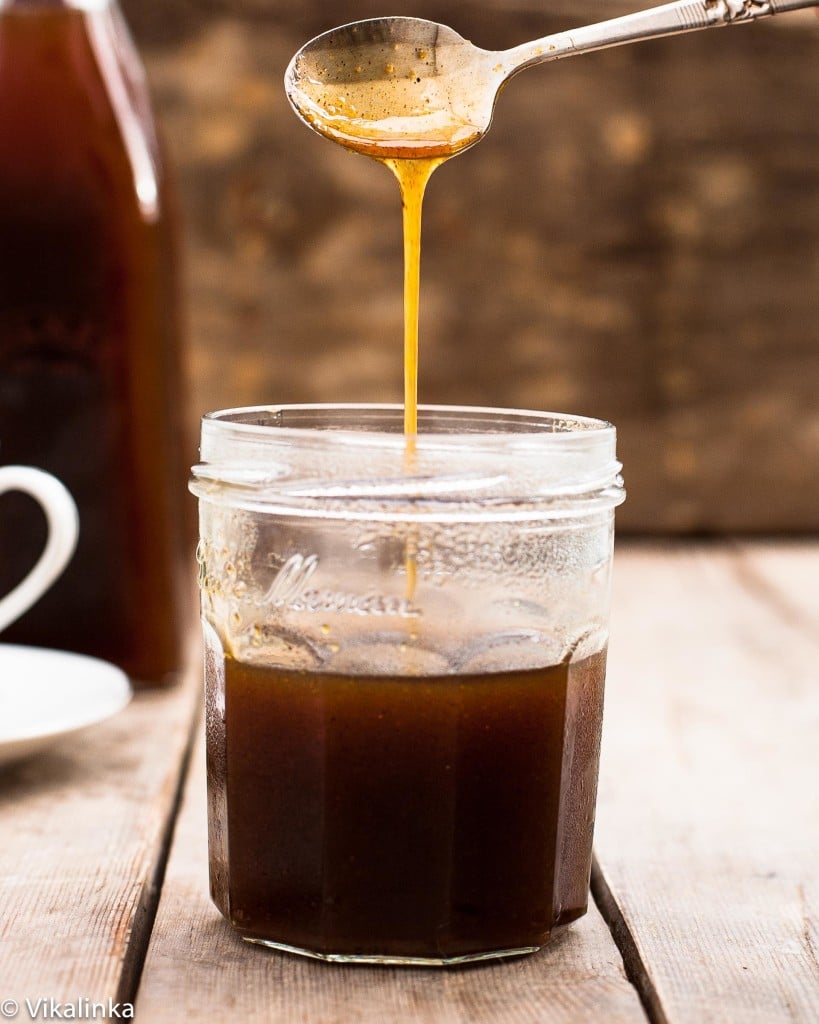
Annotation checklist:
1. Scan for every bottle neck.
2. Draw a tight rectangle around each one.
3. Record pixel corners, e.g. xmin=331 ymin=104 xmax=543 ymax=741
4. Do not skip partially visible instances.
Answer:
xmin=0 ymin=0 xmax=112 ymax=10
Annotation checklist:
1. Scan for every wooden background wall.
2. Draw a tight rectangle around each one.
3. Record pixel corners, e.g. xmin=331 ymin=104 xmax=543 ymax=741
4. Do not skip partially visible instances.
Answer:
xmin=122 ymin=0 xmax=819 ymax=532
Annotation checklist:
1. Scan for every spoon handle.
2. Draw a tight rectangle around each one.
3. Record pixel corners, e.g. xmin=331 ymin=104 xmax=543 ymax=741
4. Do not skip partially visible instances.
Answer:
xmin=501 ymin=0 xmax=817 ymax=74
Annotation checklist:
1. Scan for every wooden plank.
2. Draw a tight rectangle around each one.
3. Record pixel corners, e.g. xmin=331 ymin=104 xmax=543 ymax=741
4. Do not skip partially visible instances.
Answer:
xmin=0 ymin=636 xmax=200 ymax=1007
xmin=135 ymin=713 xmax=647 ymax=1023
xmin=733 ymin=540 xmax=819 ymax=634
xmin=595 ymin=544 xmax=819 ymax=1024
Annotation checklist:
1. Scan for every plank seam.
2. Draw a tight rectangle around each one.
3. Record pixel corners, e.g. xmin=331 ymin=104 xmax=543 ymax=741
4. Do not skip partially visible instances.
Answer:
xmin=115 ymin=698 xmax=202 ymax=1006
xmin=590 ymin=856 xmax=670 ymax=1024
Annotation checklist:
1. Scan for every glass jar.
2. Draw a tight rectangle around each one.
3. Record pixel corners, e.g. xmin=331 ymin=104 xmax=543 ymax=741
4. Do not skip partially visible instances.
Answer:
xmin=190 ymin=404 xmax=625 ymax=965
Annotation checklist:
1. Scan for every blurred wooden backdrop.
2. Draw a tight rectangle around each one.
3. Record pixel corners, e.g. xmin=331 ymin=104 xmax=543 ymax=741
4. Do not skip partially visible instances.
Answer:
xmin=122 ymin=0 xmax=819 ymax=532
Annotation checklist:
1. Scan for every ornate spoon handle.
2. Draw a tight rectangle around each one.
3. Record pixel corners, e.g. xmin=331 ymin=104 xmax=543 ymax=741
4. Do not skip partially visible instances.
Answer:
xmin=501 ymin=0 xmax=817 ymax=75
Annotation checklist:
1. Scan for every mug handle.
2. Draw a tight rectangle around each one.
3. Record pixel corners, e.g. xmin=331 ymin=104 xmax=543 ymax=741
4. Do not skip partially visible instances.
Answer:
xmin=0 ymin=466 xmax=79 ymax=635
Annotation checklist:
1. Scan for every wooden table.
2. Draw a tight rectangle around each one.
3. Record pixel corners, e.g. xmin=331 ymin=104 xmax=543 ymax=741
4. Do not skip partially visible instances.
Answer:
xmin=1 ymin=543 xmax=817 ymax=1023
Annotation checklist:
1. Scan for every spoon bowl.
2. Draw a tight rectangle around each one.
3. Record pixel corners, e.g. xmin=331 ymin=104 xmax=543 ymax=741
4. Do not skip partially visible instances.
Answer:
xmin=285 ymin=0 xmax=817 ymax=160
xmin=284 ymin=17 xmax=501 ymax=159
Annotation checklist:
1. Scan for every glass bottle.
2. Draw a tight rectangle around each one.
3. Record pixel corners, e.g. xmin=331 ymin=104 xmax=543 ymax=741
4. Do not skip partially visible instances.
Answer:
xmin=0 ymin=0 xmax=189 ymax=685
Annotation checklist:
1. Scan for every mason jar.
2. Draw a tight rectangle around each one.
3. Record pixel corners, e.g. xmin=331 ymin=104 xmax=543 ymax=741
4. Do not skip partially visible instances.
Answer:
xmin=190 ymin=404 xmax=625 ymax=965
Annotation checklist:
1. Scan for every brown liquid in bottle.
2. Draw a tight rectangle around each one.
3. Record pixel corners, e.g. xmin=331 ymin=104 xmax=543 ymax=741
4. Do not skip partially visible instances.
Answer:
xmin=0 ymin=4 xmax=188 ymax=683
xmin=209 ymin=650 xmax=606 ymax=960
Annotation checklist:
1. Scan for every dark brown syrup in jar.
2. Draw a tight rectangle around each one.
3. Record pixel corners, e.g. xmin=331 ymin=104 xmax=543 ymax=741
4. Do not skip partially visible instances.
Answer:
xmin=209 ymin=649 xmax=606 ymax=960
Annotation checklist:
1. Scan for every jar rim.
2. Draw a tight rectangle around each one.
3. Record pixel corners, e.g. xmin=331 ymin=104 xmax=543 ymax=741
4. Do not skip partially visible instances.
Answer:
xmin=201 ymin=402 xmax=614 ymax=445
xmin=191 ymin=404 xmax=625 ymax=522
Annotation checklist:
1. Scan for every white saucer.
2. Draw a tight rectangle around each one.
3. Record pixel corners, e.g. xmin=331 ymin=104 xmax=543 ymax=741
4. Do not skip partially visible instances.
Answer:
xmin=0 ymin=644 xmax=132 ymax=767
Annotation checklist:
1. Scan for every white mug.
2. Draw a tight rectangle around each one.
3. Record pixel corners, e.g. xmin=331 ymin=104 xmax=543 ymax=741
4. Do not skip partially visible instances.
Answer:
xmin=0 ymin=466 xmax=79 ymax=634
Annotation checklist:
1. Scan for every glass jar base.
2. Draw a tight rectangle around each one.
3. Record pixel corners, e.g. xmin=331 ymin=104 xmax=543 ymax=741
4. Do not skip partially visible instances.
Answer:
xmin=242 ymin=935 xmax=542 ymax=966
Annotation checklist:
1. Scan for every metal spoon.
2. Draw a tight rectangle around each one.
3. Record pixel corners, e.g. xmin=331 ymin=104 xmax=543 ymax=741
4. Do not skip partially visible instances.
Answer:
xmin=285 ymin=0 xmax=817 ymax=159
